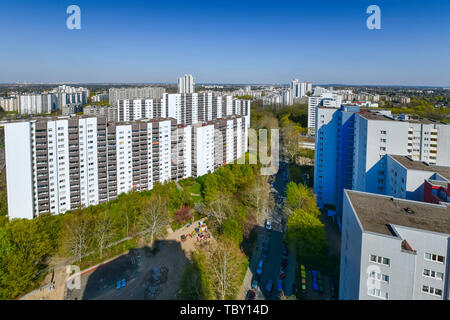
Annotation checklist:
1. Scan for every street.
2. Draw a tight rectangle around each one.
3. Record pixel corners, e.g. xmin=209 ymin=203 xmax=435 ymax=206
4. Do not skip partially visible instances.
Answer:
xmin=245 ymin=157 xmax=297 ymax=300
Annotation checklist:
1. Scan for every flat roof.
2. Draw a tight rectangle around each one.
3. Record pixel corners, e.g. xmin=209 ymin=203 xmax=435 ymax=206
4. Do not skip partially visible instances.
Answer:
xmin=346 ymin=190 xmax=450 ymax=236
xmin=390 ymin=155 xmax=450 ymax=181
xmin=358 ymin=109 xmax=441 ymax=124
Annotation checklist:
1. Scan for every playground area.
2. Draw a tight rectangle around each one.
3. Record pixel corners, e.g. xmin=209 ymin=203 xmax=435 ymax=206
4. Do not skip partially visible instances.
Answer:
xmin=65 ymin=220 xmax=213 ymax=300
xmin=20 ymin=219 xmax=213 ymax=300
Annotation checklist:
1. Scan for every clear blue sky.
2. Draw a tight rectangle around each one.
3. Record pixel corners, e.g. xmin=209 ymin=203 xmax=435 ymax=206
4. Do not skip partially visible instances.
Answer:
xmin=0 ymin=0 xmax=449 ymax=86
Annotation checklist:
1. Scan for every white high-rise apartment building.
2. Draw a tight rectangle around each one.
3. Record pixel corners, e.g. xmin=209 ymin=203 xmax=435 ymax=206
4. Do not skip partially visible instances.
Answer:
xmin=108 ymin=87 xmax=166 ymax=107
xmin=117 ymin=93 xmax=250 ymax=127
xmin=308 ymin=89 xmax=342 ymax=135
xmin=0 ymin=97 xmax=19 ymax=112
xmin=4 ymin=113 xmax=249 ymax=219
xmin=290 ymin=79 xmax=313 ymax=98
xmin=192 ymin=123 xmax=215 ymax=177
xmin=339 ymin=190 xmax=450 ymax=300
xmin=178 ymin=74 xmax=195 ymax=94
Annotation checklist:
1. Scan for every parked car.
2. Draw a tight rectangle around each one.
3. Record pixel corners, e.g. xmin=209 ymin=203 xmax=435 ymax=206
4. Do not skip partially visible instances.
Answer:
xmin=251 ymin=276 xmax=260 ymax=289
xmin=257 ymin=260 xmax=264 ymax=275
xmin=277 ymin=279 xmax=283 ymax=292
xmin=300 ymin=265 xmax=306 ymax=278
xmin=265 ymin=280 xmax=273 ymax=295
xmin=265 ymin=219 xmax=272 ymax=231
xmin=279 ymin=267 xmax=286 ymax=279
xmin=246 ymin=289 xmax=256 ymax=300
xmin=313 ymin=282 xmax=319 ymax=292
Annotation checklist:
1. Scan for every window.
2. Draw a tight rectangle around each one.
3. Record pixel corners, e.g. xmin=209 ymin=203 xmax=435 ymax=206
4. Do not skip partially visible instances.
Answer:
xmin=370 ymin=254 xmax=390 ymax=266
xmin=368 ymin=288 xmax=388 ymax=300
xmin=422 ymin=285 xmax=442 ymax=298
xmin=423 ymin=269 xmax=444 ymax=280
xmin=425 ymin=252 xmax=445 ymax=264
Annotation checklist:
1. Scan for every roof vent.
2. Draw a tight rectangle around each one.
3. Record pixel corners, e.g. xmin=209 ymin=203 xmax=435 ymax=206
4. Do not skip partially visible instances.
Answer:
xmin=403 ymin=207 xmax=415 ymax=215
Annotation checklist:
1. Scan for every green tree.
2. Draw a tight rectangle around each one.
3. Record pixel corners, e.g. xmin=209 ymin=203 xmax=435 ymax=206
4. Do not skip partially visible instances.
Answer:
xmin=0 ymin=218 xmax=53 ymax=299
xmin=286 ymin=209 xmax=328 ymax=264
xmin=286 ymin=182 xmax=319 ymax=216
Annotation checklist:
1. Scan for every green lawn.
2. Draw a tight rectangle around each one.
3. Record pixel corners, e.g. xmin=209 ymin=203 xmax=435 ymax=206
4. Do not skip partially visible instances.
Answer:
xmin=188 ymin=182 xmax=202 ymax=195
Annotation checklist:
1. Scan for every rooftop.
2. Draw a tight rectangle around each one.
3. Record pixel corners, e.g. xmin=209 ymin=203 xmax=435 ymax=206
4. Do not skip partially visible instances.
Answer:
xmin=390 ymin=155 xmax=450 ymax=181
xmin=346 ymin=190 xmax=450 ymax=236
xmin=358 ymin=109 xmax=441 ymax=124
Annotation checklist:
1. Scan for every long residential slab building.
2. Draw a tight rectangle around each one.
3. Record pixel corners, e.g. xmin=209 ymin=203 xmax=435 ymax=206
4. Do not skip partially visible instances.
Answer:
xmin=116 ymin=92 xmax=251 ymax=128
xmin=4 ymin=114 xmax=248 ymax=220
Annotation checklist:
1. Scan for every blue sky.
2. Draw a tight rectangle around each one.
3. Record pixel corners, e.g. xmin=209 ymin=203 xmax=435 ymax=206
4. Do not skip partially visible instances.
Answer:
xmin=0 ymin=0 xmax=449 ymax=86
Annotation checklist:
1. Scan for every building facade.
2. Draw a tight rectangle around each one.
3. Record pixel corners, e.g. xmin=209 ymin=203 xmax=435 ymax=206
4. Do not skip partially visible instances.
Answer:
xmin=4 ymin=114 xmax=248 ymax=219
xmin=339 ymin=190 xmax=450 ymax=300
xmin=314 ymin=107 xmax=450 ymax=219
xmin=178 ymin=74 xmax=195 ymax=94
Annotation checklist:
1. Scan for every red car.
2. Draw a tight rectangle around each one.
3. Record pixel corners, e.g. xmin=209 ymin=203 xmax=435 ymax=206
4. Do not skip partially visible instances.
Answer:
xmin=246 ymin=289 xmax=256 ymax=300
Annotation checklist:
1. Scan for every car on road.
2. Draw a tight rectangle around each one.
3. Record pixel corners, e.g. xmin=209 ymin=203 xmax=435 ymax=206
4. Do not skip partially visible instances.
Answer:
xmin=257 ymin=260 xmax=264 ymax=275
xmin=265 ymin=219 xmax=272 ymax=231
xmin=279 ymin=267 xmax=286 ymax=279
xmin=265 ymin=280 xmax=273 ymax=295
xmin=251 ymin=275 xmax=260 ymax=289
xmin=277 ymin=279 xmax=283 ymax=292
xmin=246 ymin=290 xmax=256 ymax=300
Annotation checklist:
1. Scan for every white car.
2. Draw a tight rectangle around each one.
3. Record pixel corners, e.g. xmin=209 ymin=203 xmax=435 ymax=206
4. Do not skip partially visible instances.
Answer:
xmin=266 ymin=219 xmax=272 ymax=231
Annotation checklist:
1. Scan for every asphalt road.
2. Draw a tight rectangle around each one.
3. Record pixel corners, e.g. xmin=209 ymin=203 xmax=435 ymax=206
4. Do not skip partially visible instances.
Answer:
xmin=248 ymin=158 xmax=296 ymax=300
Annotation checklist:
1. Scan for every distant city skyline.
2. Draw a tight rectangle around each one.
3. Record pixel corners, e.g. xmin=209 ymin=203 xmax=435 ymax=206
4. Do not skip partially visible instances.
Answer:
xmin=0 ymin=0 xmax=449 ymax=86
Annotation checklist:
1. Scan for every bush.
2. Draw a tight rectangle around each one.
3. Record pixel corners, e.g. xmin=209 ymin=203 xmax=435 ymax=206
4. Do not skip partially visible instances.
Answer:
xmin=173 ymin=206 xmax=193 ymax=223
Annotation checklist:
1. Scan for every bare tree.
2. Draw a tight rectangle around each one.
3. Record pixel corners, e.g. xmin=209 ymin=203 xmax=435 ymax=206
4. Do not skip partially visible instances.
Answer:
xmin=63 ymin=213 xmax=94 ymax=263
xmin=95 ymin=210 xmax=114 ymax=258
xmin=139 ymin=194 xmax=169 ymax=247
xmin=282 ymin=123 xmax=301 ymax=162
xmin=247 ymin=175 xmax=272 ymax=224
xmin=205 ymin=193 xmax=233 ymax=228
xmin=203 ymin=239 xmax=242 ymax=300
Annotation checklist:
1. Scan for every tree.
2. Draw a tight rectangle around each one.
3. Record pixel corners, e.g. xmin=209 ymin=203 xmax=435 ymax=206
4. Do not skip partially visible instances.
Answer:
xmin=61 ymin=212 xmax=95 ymax=263
xmin=202 ymin=238 xmax=246 ymax=300
xmin=221 ymin=219 xmax=243 ymax=245
xmin=204 ymin=193 xmax=233 ymax=228
xmin=286 ymin=209 xmax=328 ymax=263
xmin=116 ymin=191 xmax=142 ymax=236
xmin=139 ymin=194 xmax=169 ymax=247
xmin=94 ymin=210 xmax=114 ymax=258
xmin=0 ymin=218 xmax=53 ymax=299
xmin=202 ymin=174 xmax=219 ymax=203
xmin=282 ymin=122 xmax=302 ymax=162
xmin=246 ymin=175 xmax=271 ymax=223
xmin=285 ymin=182 xmax=319 ymax=216
xmin=174 ymin=205 xmax=193 ymax=223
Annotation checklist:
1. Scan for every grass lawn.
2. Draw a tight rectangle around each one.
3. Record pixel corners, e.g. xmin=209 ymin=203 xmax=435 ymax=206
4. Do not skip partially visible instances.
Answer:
xmin=188 ymin=182 xmax=202 ymax=195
